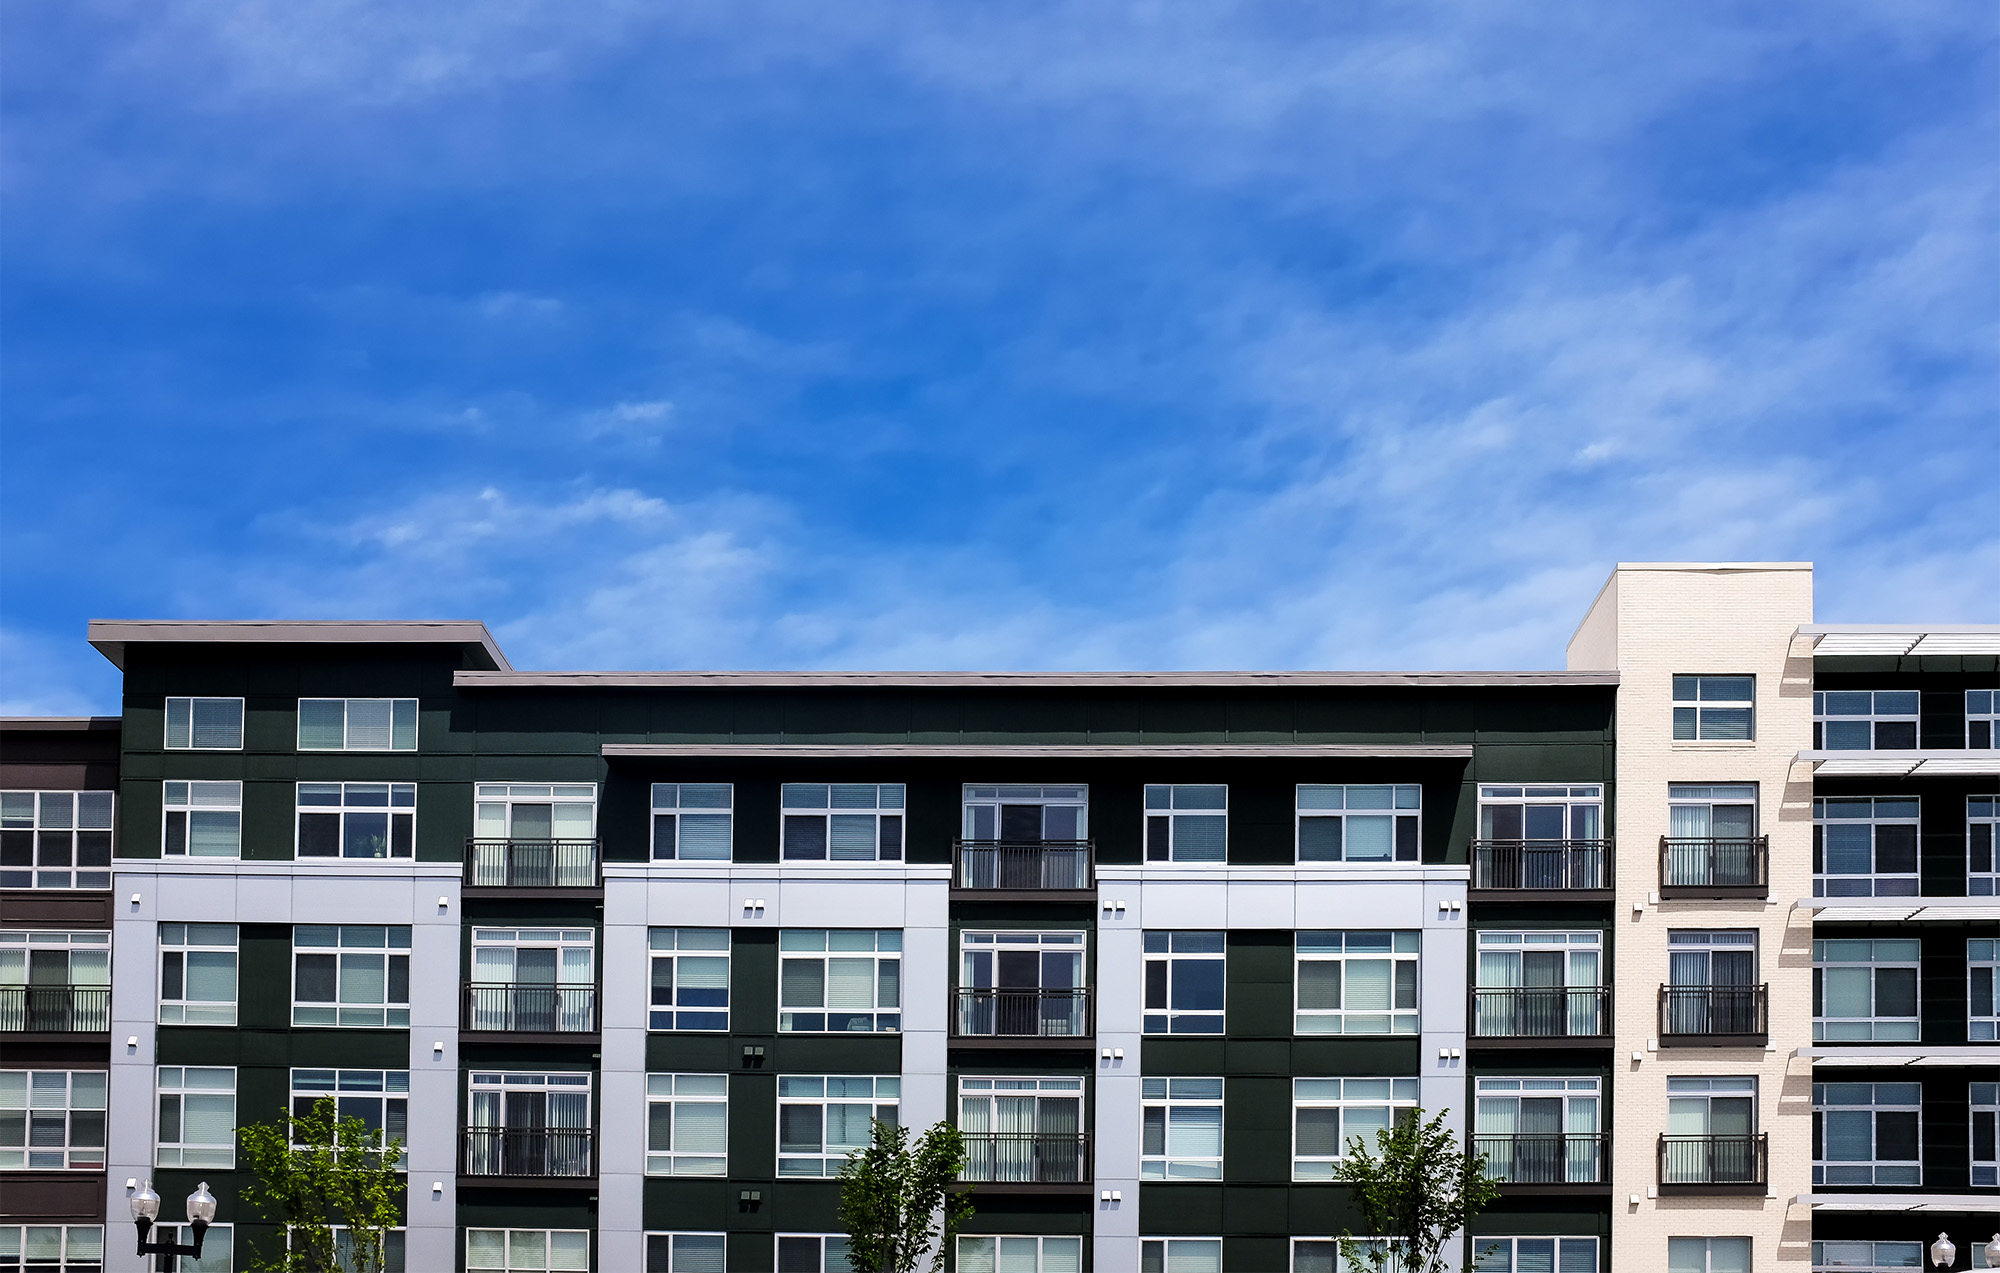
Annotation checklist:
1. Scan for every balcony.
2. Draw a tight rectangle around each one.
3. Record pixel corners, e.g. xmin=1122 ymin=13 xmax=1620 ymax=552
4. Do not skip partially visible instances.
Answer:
xmin=952 ymin=841 xmax=1093 ymax=898
xmin=1659 ymin=837 xmax=1769 ymax=899
xmin=460 ymin=1128 xmax=595 ymax=1181
xmin=1659 ymin=986 xmax=1768 ymax=1047
xmin=0 ymin=986 xmax=109 ymax=1035
xmin=1472 ymin=1133 xmax=1607 ymax=1189
xmin=1468 ymin=987 xmax=1611 ymax=1047
xmin=1470 ymin=841 xmax=1612 ymax=897
xmin=463 ymin=839 xmax=601 ymax=893
xmin=952 ymin=989 xmax=1092 ymax=1046
xmin=958 ymin=1133 xmax=1091 ymax=1191
xmin=1658 ymin=1133 xmax=1768 ymax=1194
xmin=462 ymin=984 xmax=599 ymax=1039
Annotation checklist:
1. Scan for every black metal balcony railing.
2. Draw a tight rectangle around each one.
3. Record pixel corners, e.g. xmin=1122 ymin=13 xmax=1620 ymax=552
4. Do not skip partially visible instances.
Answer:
xmin=0 ymin=985 xmax=111 ymax=1033
xmin=953 ymin=988 xmax=1093 ymax=1039
xmin=1470 ymin=987 xmax=1611 ymax=1040
xmin=463 ymin=983 xmax=599 ymax=1034
xmin=1472 ymin=1133 xmax=1607 ymax=1184
xmin=1659 ymin=986 xmax=1769 ymax=1041
xmin=461 ymin=1128 xmax=595 ymax=1178
xmin=958 ymin=1132 xmax=1091 ymax=1184
xmin=1470 ymin=840 xmax=1612 ymax=891
xmin=1659 ymin=1134 xmax=1768 ymax=1189
xmin=463 ymin=838 xmax=601 ymax=889
xmin=1659 ymin=837 xmax=1769 ymax=895
xmin=953 ymin=841 xmax=1094 ymax=891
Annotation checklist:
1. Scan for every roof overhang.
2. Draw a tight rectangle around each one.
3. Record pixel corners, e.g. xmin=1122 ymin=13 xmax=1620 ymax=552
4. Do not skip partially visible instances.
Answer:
xmin=88 ymin=620 xmax=511 ymax=671
xmin=458 ymin=670 xmax=1616 ymax=690
xmin=0 ymin=716 xmax=122 ymax=732
xmin=1799 ymin=624 xmax=2000 ymax=656
xmin=603 ymin=743 xmax=1474 ymax=760
xmin=1796 ymin=750 xmax=2000 ymax=777
xmin=1794 ymin=1193 xmax=2000 ymax=1211
xmin=1800 ymin=1046 xmax=2000 ymax=1067
xmin=1797 ymin=897 xmax=2000 ymax=922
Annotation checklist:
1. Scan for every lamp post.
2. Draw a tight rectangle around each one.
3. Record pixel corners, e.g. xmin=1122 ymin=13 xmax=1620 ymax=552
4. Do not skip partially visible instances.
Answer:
xmin=130 ymin=1180 xmax=216 ymax=1272
xmin=1929 ymin=1232 xmax=1956 ymax=1269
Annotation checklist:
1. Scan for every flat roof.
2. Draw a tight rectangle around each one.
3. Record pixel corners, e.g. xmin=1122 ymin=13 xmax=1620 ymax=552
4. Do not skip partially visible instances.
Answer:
xmin=604 ymin=743 xmax=1475 ymax=759
xmin=87 ymin=620 xmax=512 ymax=671
xmin=1800 ymin=624 xmax=2000 ymax=656
xmin=0 ymin=716 xmax=122 ymax=731
xmin=457 ymin=670 xmax=1618 ymax=690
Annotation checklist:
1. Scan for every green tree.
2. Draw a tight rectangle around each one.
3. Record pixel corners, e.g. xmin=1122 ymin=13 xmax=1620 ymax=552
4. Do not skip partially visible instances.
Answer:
xmin=1331 ymin=1107 xmax=1500 ymax=1273
xmin=237 ymin=1097 xmax=404 ymax=1273
xmin=837 ymin=1118 xmax=975 ymax=1273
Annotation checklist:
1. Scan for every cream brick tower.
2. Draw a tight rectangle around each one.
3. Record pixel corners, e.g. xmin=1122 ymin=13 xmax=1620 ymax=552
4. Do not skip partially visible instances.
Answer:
xmin=1569 ymin=563 xmax=1816 ymax=1269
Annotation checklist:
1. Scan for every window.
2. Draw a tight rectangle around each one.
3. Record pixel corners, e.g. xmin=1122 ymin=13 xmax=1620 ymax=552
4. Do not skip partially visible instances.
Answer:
xmin=777 ymin=1075 xmax=898 ymax=1176
xmin=648 ymin=929 xmax=729 ymax=1031
xmin=1815 ymin=691 xmax=1921 ymax=750
xmin=1662 ymin=784 xmax=1761 ymax=889
xmin=1294 ymin=1239 xmax=1401 ymax=1273
xmin=1292 ymin=1077 xmax=1419 ymax=1180
xmin=779 ymin=930 xmax=900 ymax=1033
xmin=468 ymin=927 xmax=593 ymax=1032
xmin=1299 ymin=784 xmax=1422 ymax=863
xmin=1972 ymin=1083 xmax=1996 ymax=1186
xmin=1814 ymin=938 xmax=1920 ymax=1042
xmin=157 ymin=1066 xmax=234 ymax=1168
xmin=159 ymin=924 xmax=236 ymax=1025
xmin=1297 ymin=931 xmax=1419 ymax=1035
xmin=959 ymin=1077 xmax=1084 ymax=1183
xmin=1474 ymin=932 xmax=1604 ymax=1038
xmin=1144 ymin=784 xmax=1227 ymax=862
xmin=465 ymin=1073 xmax=592 ymax=1177
xmin=645 ymin=1073 xmax=727 ymax=1175
xmin=957 ymin=930 xmax=1086 ymax=1036
xmin=1970 ymin=691 xmax=1999 ymax=749
xmin=1664 ymin=1077 xmax=1758 ymax=1185
xmin=290 ymin=1069 xmax=407 ymax=1161
xmin=643 ymin=1233 xmax=724 ymax=1273
xmin=1669 ymin=1238 xmax=1751 ymax=1273
xmin=1814 ymin=1081 xmax=1920 ymax=1186
xmin=297 ymin=1229 xmax=404 ymax=1273
xmin=1140 ymin=1239 xmax=1220 ymax=1273
xmin=1673 ymin=676 xmax=1754 ymax=740
xmin=162 ymin=781 xmax=241 ymax=858
xmin=166 ymin=698 xmax=243 ymax=750
xmin=293 ymin=926 xmax=411 ymax=1028
xmin=957 ymin=1237 xmax=1082 ymax=1273
xmin=149 ymin=1224 xmax=231 ymax=1273
xmin=962 ymin=786 xmax=1087 ymax=841
xmin=1474 ymin=1077 xmax=1602 ymax=1184
xmin=651 ymin=784 xmax=732 ymax=861
xmin=297 ymin=699 xmax=416 ymax=751
xmin=296 ymin=783 xmax=414 ymax=860
xmin=782 ymin=784 xmax=904 ymax=861
xmin=1812 ymin=1240 xmax=1926 ymax=1272
xmin=0 ymin=1071 xmax=106 ymax=1169
xmin=0 ymin=1225 xmax=104 ymax=1272
xmin=0 ymin=930 xmax=109 ymax=1031
xmin=1472 ymin=1237 xmax=1601 ymax=1273
xmin=775 ymin=1235 xmax=856 ymax=1273
xmin=466 ymin=1230 xmax=589 ymax=1273
xmin=1474 ymin=786 xmax=1605 ymax=887
xmin=1814 ymin=797 xmax=1919 ymax=897
xmin=0 ymin=791 xmax=113 ymax=889
xmin=476 ymin=783 xmax=596 ymax=841
xmin=1970 ymin=798 xmax=1999 ymax=896
xmin=1665 ymin=930 xmax=1760 ymax=1034
xmin=1142 ymin=1076 xmax=1222 ymax=1179
xmin=1972 ymin=940 xmax=1998 ymax=1042
xmin=1143 ymin=931 xmax=1224 ymax=1034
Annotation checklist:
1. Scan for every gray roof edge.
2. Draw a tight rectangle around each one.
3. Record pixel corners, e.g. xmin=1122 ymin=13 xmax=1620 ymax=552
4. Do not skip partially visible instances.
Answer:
xmin=87 ymin=620 xmax=512 ymax=672
xmin=1799 ymin=623 xmax=2000 ymax=635
xmin=0 ymin=716 xmax=122 ymax=731
xmin=602 ymin=743 xmax=1476 ymax=758
xmin=455 ymin=669 xmax=1618 ymax=689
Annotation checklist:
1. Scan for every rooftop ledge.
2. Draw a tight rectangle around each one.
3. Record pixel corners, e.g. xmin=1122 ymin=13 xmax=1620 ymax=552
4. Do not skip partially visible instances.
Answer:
xmin=1799 ymin=624 xmax=2000 ymax=657
xmin=1799 ymin=1046 xmax=2000 ymax=1068
xmin=87 ymin=619 xmax=511 ymax=671
xmin=459 ymin=669 xmax=1618 ymax=689
xmin=1794 ymin=1193 xmax=2000 ymax=1211
xmin=602 ymin=743 xmax=1475 ymax=760
xmin=1798 ymin=897 xmax=2000 ymax=922
xmin=1796 ymin=750 xmax=2000 ymax=777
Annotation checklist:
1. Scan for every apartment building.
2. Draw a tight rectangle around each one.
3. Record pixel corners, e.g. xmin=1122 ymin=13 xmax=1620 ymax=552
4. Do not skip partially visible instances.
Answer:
xmin=0 ymin=565 xmax=1990 ymax=1272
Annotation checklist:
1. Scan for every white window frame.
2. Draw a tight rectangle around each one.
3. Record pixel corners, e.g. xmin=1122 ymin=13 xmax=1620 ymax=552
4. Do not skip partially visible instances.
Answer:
xmin=1971 ymin=939 xmax=1998 ymax=1042
xmin=778 ymin=930 xmax=901 ymax=1033
xmin=295 ymin=782 xmax=415 ymax=861
xmin=295 ymin=1227 xmax=405 ymax=1273
xmin=1814 ymin=937 xmax=1921 ymax=1042
xmin=1811 ymin=1240 xmax=1928 ymax=1273
xmin=776 ymin=1074 xmax=899 ymax=1177
xmin=1296 ymin=931 xmax=1420 ymax=1036
xmin=1815 ymin=689 xmax=1921 ymax=751
xmin=1972 ymin=1082 xmax=1996 ymax=1187
xmin=0 ymin=930 xmax=109 ymax=1032
xmin=648 ymin=928 xmax=730 ymax=1032
xmin=0 ymin=1070 xmax=106 ymax=1170
xmin=156 ymin=1065 xmax=235 ymax=1169
xmin=166 ymin=697 xmax=244 ymax=751
xmin=1141 ymin=1238 xmax=1221 ymax=1273
xmin=1291 ymin=1076 xmax=1420 ymax=1180
xmin=1143 ymin=930 xmax=1225 ymax=1035
xmin=0 ymin=1224 xmax=106 ymax=1272
xmin=0 ymin=791 xmax=114 ymax=890
xmin=1673 ymin=675 xmax=1755 ymax=741
xmin=642 ymin=1231 xmax=725 ymax=1272
xmin=957 ymin=930 xmax=1086 ymax=1029
xmin=473 ymin=783 xmax=596 ymax=840
xmin=961 ymin=785 xmax=1089 ymax=841
xmin=1292 ymin=1237 xmax=1404 ymax=1272
xmin=651 ymin=784 xmax=733 ymax=861
xmin=1814 ymin=796 xmax=1920 ymax=898
xmin=162 ymin=781 xmax=242 ymax=859
xmin=1298 ymin=784 xmax=1423 ymax=863
xmin=296 ymin=698 xmax=417 ymax=751
xmin=159 ymin=923 xmax=237 ymax=1026
xmin=1813 ymin=1080 xmax=1921 ymax=1186
xmin=1970 ymin=797 xmax=1999 ymax=896
xmin=289 ymin=1068 xmax=407 ymax=1162
xmin=956 ymin=1235 xmax=1084 ymax=1273
xmin=1668 ymin=1237 xmax=1752 ymax=1273
xmin=1969 ymin=690 xmax=1999 ymax=749
xmin=775 ymin=1234 xmax=858 ymax=1272
xmin=780 ymin=783 xmax=905 ymax=862
xmin=645 ymin=1073 xmax=728 ymax=1176
xmin=153 ymin=1222 xmax=232 ymax=1273
xmin=1141 ymin=1076 xmax=1223 ymax=1180
xmin=1144 ymin=784 xmax=1228 ymax=863
xmin=1471 ymin=1236 xmax=1601 ymax=1273
xmin=292 ymin=925 xmax=411 ymax=1028
xmin=465 ymin=1229 xmax=590 ymax=1273
xmin=1473 ymin=1076 xmax=1602 ymax=1184
xmin=958 ymin=1076 xmax=1084 ymax=1182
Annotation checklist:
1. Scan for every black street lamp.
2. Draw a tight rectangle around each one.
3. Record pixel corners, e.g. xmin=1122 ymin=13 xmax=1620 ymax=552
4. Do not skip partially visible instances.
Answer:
xmin=130 ymin=1180 xmax=217 ymax=1272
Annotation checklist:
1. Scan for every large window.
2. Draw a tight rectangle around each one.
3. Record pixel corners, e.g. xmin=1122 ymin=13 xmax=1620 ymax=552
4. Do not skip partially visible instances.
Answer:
xmin=465 ymin=1073 xmax=592 ymax=1177
xmin=1663 ymin=1077 xmax=1757 ymax=1185
xmin=1472 ymin=1237 xmax=1601 ymax=1273
xmin=1815 ymin=690 xmax=1920 ymax=750
xmin=782 ymin=784 xmax=904 ymax=861
xmin=1969 ymin=691 xmax=1999 ymax=749
xmin=1814 ymin=1081 xmax=1920 ymax=1186
xmin=1811 ymin=1241 xmax=1927 ymax=1272
xmin=1474 ymin=932 xmax=1603 ymax=1038
xmin=1665 ymin=930 xmax=1760 ymax=1035
xmin=468 ymin=927 xmax=593 ymax=1032
xmin=962 ymin=786 xmax=1087 ymax=841
xmin=467 ymin=1230 xmax=589 ymax=1273
xmin=0 ymin=1071 xmax=106 ymax=1169
xmin=1814 ymin=938 xmax=1920 ymax=1042
xmin=1145 ymin=785 xmax=1227 ymax=863
xmin=959 ymin=1077 xmax=1084 ymax=1183
xmin=151 ymin=1224 xmax=230 ymax=1273
xmin=1474 ymin=1077 xmax=1601 ymax=1184
xmin=1294 ymin=1240 xmax=1401 ymax=1273
xmin=157 ymin=1066 xmax=235 ymax=1168
xmin=1141 ymin=1077 xmax=1222 ymax=1179
xmin=1668 ymin=1238 xmax=1751 ymax=1273
xmin=957 ymin=1236 xmax=1081 ymax=1273
xmin=0 ymin=791 xmax=113 ymax=889
xmin=0 ymin=930 xmax=109 ymax=1032
xmin=1143 ymin=931 xmax=1224 ymax=1034
xmin=0 ymin=1225 xmax=104 ymax=1273
xmin=294 ymin=926 xmax=411 ymax=1028
xmin=774 ymin=1235 xmax=855 ymax=1273
xmin=1474 ymin=785 xmax=1605 ymax=888
xmin=162 ymin=781 xmax=241 ymax=858
xmin=1972 ymin=940 xmax=1998 ymax=1042
xmin=1296 ymin=931 xmax=1419 ymax=1035
xmin=1970 ymin=797 xmax=1999 ymax=896
xmin=1664 ymin=784 xmax=1761 ymax=889
xmin=957 ymin=930 xmax=1086 ymax=1037
xmin=645 ymin=1073 xmax=727 ymax=1176
xmin=1673 ymin=676 xmax=1754 ymax=741
xmin=166 ymin=698 xmax=243 ymax=750
xmin=297 ymin=699 xmax=416 ymax=751
xmin=651 ymin=784 xmax=732 ymax=861
xmin=1140 ymin=1240 xmax=1219 ymax=1273
xmin=779 ymin=930 xmax=900 ymax=1033
xmin=649 ymin=929 xmax=730 ymax=1031
xmin=296 ymin=783 xmax=414 ymax=860
xmin=160 ymin=924 xmax=236 ymax=1025
xmin=475 ymin=784 xmax=596 ymax=842
xmin=1814 ymin=797 xmax=1919 ymax=898
xmin=290 ymin=1069 xmax=407 ymax=1157
xmin=1972 ymin=1082 xmax=1996 ymax=1186
xmin=777 ymin=1075 xmax=898 ymax=1177
xmin=643 ymin=1233 xmax=724 ymax=1273
xmin=1299 ymin=785 xmax=1422 ymax=863
xmin=1292 ymin=1077 xmax=1419 ymax=1180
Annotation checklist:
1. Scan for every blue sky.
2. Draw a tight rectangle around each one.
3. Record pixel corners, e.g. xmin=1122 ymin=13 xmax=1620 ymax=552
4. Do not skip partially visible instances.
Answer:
xmin=3 ymin=1 xmax=1995 ymax=713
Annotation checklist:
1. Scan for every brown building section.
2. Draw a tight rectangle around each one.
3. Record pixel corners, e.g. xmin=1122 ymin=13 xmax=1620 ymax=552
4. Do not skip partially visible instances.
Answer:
xmin=0 ymin=716 xmax=123 ymax=792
